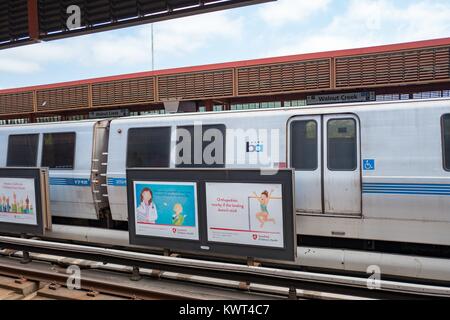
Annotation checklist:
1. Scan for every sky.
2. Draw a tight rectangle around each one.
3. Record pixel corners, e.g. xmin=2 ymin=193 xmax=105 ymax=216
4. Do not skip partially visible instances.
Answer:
xmin=1 ymin=0 xmax=450 ymax=90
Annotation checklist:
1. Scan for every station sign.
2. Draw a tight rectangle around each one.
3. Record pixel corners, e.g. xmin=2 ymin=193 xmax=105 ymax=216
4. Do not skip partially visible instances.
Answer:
xmin=127 ymin=169 xmax=296 ymax=261
xmin=89 ymin=109 xmax=129 ymax=119
xmin=307 ymin=92 xmax=376 ymax=105
xmin=0 ymin=168 xmax=51 ymax=236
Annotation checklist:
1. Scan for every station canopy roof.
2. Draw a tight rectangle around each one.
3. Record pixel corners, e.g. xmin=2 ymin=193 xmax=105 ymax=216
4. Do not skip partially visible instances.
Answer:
xmin=1 ymin=37 xmax=449 ymax=119
xmin=0 ymin=0 xmax=273 ymax=49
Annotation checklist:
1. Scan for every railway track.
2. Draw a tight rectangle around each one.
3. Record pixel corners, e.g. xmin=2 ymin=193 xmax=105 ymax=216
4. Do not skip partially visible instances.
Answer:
xmin=0 ymin=274 xmax=129 ymax=300
xmin=0 ymin=254 xmax=282 ymax=300
xmin=0 ymin=236 xmax=449 ymax=300
xmin=0 ymin=252 xmax=368 ymax=300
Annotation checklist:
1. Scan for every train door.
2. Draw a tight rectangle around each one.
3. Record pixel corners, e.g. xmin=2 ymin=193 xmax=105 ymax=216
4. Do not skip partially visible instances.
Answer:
xmin=289 ymin=114 xmax=361 ymax=216
xmin=289 ymin=116 xmax=322 ymax=213
xmin=323 ymin=114 xmax=361 ymax=215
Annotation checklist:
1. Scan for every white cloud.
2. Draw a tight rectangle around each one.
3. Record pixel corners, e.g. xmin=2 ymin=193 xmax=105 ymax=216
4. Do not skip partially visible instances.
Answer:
xmin=155 ymin=11 xmax=243 ymax=56
xmin=2 ymin=0 xmax=449 ymax=86
xmin=82 ymin=31 xmax=151 ymax=66
xmin=272 ymin=0 xmax=450 ymax=56
xmin=259 ymin=0 xmax=331 ymax=27
xmin=0 ymin=58 xmax=41 ymax=74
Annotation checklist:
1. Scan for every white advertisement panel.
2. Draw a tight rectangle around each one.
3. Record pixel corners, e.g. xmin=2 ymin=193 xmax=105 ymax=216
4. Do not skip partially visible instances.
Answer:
xmin=0 ymin=178 xmax=38 ymax=226
xmin=133 ymin=181 xmax=199 ymax=240
xmin=206 ymin=182 xmax=284 ymax=248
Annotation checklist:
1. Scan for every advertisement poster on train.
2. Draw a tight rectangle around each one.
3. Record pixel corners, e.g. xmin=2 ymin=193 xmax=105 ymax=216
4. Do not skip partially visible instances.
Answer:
xmin=206 ymin=182 xmax=284 ymax=248
xmin=0 ymin=178 xmax=37 ymax=226
xmin=133 ymin=181 xmax=199 ymax=240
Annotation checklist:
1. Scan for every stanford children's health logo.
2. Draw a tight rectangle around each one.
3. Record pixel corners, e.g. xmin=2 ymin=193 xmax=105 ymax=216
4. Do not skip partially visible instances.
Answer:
xmin=172 ymin=228 xmax=177 ymax=234
xmin=252 ymin=234 xmax=258 ymax=240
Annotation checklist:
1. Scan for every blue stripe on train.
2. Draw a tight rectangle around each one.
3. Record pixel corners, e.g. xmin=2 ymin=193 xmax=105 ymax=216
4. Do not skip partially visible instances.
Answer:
xmin=50 ymin=177 xmax=127 ymax=187
xmin=49 ymin=178 xmax=91 ymax=187
xmin=363 ymin=183 xmax=450 ymax=196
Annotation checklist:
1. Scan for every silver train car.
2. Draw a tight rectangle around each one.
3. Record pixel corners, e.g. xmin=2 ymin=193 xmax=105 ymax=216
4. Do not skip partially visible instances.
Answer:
xmin=0 ymin=120 xmax=110 ymax=221
xmin=0 ymin=98 xmax=449 ymax=281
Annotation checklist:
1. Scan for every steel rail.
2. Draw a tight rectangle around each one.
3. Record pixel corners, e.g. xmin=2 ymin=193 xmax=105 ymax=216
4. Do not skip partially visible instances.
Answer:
xmin=0 ymin=236 xmax=447 ymax=299
xmin=0 ymin=251 xmax=369 ymax=300
xmin=0 ymin=262 xmax=181 ymax=300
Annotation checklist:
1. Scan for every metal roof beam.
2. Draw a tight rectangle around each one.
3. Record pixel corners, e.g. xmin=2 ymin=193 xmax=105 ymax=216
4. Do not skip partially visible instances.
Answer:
xmin=0 ymin=0 xmax=275 ymax=50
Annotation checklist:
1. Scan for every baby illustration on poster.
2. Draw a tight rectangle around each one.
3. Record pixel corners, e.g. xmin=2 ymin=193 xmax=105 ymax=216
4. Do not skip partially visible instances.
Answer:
xmin=172 ymin=203 xmax=186 ymax=226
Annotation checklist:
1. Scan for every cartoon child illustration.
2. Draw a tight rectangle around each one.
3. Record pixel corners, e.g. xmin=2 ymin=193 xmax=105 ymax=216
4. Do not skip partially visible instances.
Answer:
xmin=172 ymin=203 xmax=186 ymax=226
xmin=253 ymin=190 xmax=276 ymax=228
xmin=1 ymin=195 xmax=6 ymax=212
xmin=136 ymin=188 xmax=158 ymax=223
xmin=11 ymin=193 xmax=17 ymax=214
xmin=5 ymin=197 xmax=11 ymax=213
xmin=18 ymin=200 xmax=23 ymax=214
xmin=0 ymin=195 xmax=4 ymax=212
xmin=25 ymin=196 xmax=30 ymax=214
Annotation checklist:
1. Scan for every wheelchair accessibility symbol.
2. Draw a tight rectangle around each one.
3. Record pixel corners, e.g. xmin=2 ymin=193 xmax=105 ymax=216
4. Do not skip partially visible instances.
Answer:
xmin=363 ymin=159 xmax=375 ymax=171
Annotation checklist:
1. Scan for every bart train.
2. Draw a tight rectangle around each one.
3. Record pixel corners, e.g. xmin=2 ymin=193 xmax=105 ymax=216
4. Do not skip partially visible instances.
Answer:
xmin=0 ymin=97 xmax=450 ymax=283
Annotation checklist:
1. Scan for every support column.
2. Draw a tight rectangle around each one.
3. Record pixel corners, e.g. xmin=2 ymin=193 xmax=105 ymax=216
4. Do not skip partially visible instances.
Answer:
xmin=27 ymin=0 xmax=40 ymax=42
xmin=204 ymin=100 xmax=214 ymax=112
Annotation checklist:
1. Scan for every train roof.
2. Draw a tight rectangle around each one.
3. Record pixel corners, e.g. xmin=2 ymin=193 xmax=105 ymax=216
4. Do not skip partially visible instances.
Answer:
xmin=0 ymin=97 xmax=448 ymax=130
xmin=0 ymin=118 xmax=101 ymax=130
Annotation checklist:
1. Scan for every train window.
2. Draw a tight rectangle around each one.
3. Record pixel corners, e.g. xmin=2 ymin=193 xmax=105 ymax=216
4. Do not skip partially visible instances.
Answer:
xmin=127 ymin=127 xmax=171 ymax=168
xmin=327 ymin=119 xmax=357 ymax=171
xmin=444 ymin=114 xmax=450 ymax=171
xmin=41 ymin=133 xmax=76 ymax=170
xmin=7 ymin=134 xmax=39 ymax=167
xmin=290 ymin=120 xmax=318 ymax=170
xmin=176 ymin=124 xmax=226 ymax=168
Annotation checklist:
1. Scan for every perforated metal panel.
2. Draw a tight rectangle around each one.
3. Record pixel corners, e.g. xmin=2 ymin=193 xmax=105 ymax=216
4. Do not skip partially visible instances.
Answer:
xmin=0 ymin=0 xmax=29 ymax=45
xmin=92 ymin=77 xmax=155 ymax=107
xmin=237 ymin=59 xmax=331 ymax=96
xmin=158 ymin=69 xmax=234 ymax=100
xmin=336 ymin=47 xmax=450 ymax=88
xmin=0 ymin=92 xmax=34 ymax=115
xmin=37 ymin=85 xmax=89 ymax=111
